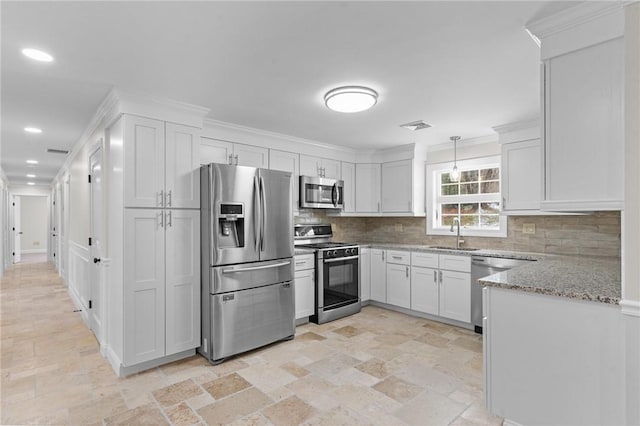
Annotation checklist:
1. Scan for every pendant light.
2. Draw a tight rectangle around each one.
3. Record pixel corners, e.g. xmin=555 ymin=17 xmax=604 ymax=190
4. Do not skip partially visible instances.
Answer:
xmin=450 ymin=136 xmax=460 ymax=182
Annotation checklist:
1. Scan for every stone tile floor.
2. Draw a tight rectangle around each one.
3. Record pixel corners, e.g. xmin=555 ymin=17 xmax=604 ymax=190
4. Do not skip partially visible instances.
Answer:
xmin=1 ymin=260 xmax=502 ymax=425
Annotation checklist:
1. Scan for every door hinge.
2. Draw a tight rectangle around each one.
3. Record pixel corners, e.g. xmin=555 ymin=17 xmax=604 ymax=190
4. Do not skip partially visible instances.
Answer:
xmin=88 ymin=174 xmax=91 ymax=183
xmin=89 ymin=300 xmax=92 ymax=309
xmin=88 ymin=237 xmax=92 ymax=246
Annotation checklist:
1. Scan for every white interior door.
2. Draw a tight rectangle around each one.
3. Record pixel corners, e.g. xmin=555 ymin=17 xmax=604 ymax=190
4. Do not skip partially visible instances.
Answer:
xmin=89 ymin=148 xmax=104 ymax=343
xmin=13 ymin=196 xmax=21 ymax=263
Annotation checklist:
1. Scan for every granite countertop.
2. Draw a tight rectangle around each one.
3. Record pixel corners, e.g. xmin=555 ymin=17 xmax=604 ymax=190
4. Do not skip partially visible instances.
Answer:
xmin=352 ymin=242 xmax=621 ymax=305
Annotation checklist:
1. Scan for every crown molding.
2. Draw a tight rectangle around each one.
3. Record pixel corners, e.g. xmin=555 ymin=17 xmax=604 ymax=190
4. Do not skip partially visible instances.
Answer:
xmin=526 ymin=2 xmax=628 ymax=39
xmin=492 ymin=117 xmax=540 ymax=135
xmin=203 ymin=117 xmax=359 ymax=155
xmin=427 ymin=133 xmax=498 ymax=152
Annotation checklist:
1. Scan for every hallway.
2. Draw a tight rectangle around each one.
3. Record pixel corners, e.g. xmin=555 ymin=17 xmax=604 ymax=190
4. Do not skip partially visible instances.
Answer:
xmin=1 ymin=260 xmax=498 ymax=425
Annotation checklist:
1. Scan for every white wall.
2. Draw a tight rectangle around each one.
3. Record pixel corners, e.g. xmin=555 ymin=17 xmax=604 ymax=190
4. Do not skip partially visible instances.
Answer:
xmin=19 ymin=196 xmax=48 ymax=253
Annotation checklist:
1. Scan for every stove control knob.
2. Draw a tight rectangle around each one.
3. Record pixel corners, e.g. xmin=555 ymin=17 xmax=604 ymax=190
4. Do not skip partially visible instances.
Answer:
xmin=326 ymin=250 xmax=333 ymax=258
xmin=346 ymin=248 xmax=352 ymax=255
xmin=332 ymin=250 xmax=338 ymax=257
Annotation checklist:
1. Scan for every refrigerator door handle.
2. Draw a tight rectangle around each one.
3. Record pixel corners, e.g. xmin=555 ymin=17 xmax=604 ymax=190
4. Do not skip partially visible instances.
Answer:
xmin=253 ymin=175 xmax=260 ymax=252
xmin=222 ymin=260 xmax=291 ymax=274
xmin=259 ymin=175 xmax=267 ymax=251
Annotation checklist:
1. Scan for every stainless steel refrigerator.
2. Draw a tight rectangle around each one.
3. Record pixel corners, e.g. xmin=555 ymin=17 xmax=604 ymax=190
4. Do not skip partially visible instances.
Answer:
xmin=198 ymin=163 xmax=294 ymax=364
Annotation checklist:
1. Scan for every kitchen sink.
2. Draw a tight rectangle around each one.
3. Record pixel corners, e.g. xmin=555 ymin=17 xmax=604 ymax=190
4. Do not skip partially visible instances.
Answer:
xmin=428 ymin=246 xmax=481 ymax=251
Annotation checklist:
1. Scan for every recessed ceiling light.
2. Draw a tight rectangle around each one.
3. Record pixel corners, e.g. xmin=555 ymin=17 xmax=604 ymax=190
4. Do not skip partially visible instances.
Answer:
xmin=26 ymin=159 xmax=39 ymax=165
xmin=24 ymin=127 xmax=42 ymax=134
xmin=324 ymin=86 xmax=378 ymax=113
xmin=27 ymin=182 xmax=35 ymax=186
xmin=21 ymin=48 xmax=54 ymax=62
xmin=26 ymin=174 xmax=36 ymax=178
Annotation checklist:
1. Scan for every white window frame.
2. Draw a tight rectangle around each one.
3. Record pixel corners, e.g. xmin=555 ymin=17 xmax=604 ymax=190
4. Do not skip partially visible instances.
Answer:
xmin=426 ymin=155 xmax=507 ymax=238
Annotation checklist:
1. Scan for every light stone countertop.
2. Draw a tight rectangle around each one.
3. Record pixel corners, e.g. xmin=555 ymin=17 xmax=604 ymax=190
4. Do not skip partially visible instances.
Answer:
xmin=351 ymin=242 xmax=621 ymax=305
xmin=294 ymin=248 xmax=316 ymax=256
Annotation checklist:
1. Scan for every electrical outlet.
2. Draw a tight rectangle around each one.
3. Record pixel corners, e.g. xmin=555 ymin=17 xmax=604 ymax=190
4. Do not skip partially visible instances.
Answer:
xmin=522 ymin=223 xmax=536 ymax=235
xmin=395 ymin=224 xmax=403 ymax=232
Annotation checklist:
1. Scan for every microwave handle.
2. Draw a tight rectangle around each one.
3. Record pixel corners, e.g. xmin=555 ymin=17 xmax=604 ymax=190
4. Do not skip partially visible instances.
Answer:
xmin=331 ymin=183 xmax=337 ymax=207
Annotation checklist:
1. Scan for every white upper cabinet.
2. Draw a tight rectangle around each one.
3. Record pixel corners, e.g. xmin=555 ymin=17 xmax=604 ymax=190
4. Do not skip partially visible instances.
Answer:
xmin=200 ymin=138 xmax=233 ymax=165
xmin=341 ymin=162 xmax=356 ymax=213
xmin=200 ymin=137 xmax=268 ymax=168
xmin=528 ymin=4 xmax=624 ymax=211
xmin=381 ymin=160 xmax=413 ymax=213
xmin=124 ymin=116 xmax=165 ymax=208
xmin=165 ymin=123 xmax=201 ymax=209
xmin=124 ymin=116 xmax=200 ymax=209
xmin=300 ymin=155 xmax=341 ymax=179
xmin=494 ymin=119 xmax=542 ymax=214
xmin=269 ymin=149 xmax=300 ymax=212
xmin=356 ymin=163 xmax=381 ymax=213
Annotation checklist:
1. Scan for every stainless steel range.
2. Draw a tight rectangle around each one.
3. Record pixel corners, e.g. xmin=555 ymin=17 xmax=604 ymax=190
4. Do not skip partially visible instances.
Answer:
xmin=294 ymin=224 xmax=360 ymax=324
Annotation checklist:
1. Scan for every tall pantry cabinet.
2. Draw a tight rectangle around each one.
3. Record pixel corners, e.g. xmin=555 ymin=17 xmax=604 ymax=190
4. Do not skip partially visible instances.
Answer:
xmin=107 ymin=113 xmax=202 ymax=375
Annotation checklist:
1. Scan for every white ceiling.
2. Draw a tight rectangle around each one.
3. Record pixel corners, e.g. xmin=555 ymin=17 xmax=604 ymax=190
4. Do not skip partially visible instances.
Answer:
xmin=1 ymin=1 xmax=582 ymax=187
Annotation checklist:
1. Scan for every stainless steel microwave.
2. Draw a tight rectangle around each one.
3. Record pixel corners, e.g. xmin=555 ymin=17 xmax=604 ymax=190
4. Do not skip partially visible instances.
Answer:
xmin=299 ymin=175 xmax=344 ymax=209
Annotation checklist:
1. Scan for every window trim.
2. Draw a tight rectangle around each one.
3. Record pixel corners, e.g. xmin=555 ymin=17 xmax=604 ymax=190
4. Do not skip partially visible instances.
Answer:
xmin=426 ymin=156 xmax=507 ymax=238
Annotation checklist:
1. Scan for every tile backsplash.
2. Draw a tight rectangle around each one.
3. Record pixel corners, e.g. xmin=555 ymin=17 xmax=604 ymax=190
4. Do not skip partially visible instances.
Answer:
xmin=296 ymin=210 xmax=621 ymax=257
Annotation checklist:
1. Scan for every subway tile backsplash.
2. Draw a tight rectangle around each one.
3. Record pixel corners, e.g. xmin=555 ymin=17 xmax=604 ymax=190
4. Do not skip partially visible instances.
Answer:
xmin=296 ymin=211 xmax=621 ymax=258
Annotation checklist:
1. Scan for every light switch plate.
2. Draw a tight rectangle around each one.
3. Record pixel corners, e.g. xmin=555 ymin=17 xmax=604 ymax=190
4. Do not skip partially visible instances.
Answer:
xmin=522 ymin=223 xmax=536 ymax=235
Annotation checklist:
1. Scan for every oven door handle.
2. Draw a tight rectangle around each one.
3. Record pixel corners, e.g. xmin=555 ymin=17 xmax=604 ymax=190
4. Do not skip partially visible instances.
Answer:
xmin=324 ymin=255 xmax=359 ymax=263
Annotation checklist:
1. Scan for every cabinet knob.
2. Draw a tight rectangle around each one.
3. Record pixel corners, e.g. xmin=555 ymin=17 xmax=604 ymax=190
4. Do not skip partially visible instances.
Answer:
xmin=93 ymin=257 xmax=101 ymax=264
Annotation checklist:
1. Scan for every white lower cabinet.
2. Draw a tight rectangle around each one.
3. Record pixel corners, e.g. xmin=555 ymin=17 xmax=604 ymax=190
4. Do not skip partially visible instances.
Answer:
xmin=439 ymin=270 xmax=471 ymax=323
xmin=411 ymin=266 xmax=439 ymax=315
xmin=370 ymin=249 xmax=386 ymax=302
xmin=359 ymin=248 xmax=371 ymax=302
xmin=294 ymin=254 xmax=315 ymax=320
xmin=385 ymin=250 xmax=411 ymax=309
xmin=123 ymin=208 xmax=200 ymax=366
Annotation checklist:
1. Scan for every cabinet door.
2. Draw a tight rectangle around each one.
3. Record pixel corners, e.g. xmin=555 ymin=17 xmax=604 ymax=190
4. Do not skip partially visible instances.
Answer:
xmin=321 ymin=158 xmax=341 ymax=180
xmin=124 ymin=116 xmax=165 ymax=208
xmin=439 ymin=270 xmax=471 ymax=323
xmin=382 ymin=160 xmax=412 ymax=212
xmin=359 ymin=248 xmax=371 ymax=301
xmin=370 ymin=249 xmax=386 ymax=302
xmin=165 ymin=210 xmax=200 ymax=356
xmin=234 ymin=144 xmax=269 ymax=168
xmin=299 ymin=155 xmax=320 ymax=177
xmin=356 ymin=163 xmax=381 ymax=212
xmin=411 ymin=266 xmax=439 ymax=315
xmin=502 ymin=140 xmax=541 ymax=211
xmin=200 ymin=138 xmax=232 ymax=165
xmin=124 ymin=209 xmax=165 ymax=365
xmin=165 ymin=123 xmax=200 ymax=209
xmin=544 ymin=38 xmax=623 ymax=209
xmin=294 ymin=269 xmax=315 ymax=319
xmin=270 ymin=149 xmax=300 ymax=213
xmin=341 ymin=162 xmax=356 ymax=213
xmin=386 ymin=263 xmax=411 ymax=309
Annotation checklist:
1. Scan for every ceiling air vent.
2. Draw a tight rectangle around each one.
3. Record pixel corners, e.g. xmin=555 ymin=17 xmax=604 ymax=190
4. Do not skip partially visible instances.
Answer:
xmin=47 ymin=148 xmax=69 ymax=155
xmin=399 ymin=120 xmax=432 ymax=131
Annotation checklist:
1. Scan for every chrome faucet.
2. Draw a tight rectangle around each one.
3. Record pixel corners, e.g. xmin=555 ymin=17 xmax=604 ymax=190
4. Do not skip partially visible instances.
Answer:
xmin=450 ymin=217 xmax=462 ymax=249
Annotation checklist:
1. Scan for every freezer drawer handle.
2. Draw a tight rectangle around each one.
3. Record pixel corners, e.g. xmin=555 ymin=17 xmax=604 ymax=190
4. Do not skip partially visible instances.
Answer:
xmin=221 ymin=260 xmax=291 ymax=274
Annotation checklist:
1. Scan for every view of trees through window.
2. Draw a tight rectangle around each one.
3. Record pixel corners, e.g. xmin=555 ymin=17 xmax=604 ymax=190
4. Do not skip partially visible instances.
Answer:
xmin=437 ymin=167 xmax=501 ymax=229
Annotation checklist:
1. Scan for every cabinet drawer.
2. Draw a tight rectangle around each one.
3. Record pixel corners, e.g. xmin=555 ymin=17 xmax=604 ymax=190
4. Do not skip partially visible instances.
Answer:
xmin=439 ymin=254 xmax=471 ymax=273
xmin=386 ymin=250 xmax=411 ymax=265
xmin=411 ymin=251 xmax=439 ymax=268
xmin=294 ymin=254 xmax=315 ymax=271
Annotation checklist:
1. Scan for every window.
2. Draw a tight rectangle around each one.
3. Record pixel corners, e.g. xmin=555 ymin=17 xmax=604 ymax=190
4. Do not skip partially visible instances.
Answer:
xmin=426 ymin=156 xmax=507 ymax=237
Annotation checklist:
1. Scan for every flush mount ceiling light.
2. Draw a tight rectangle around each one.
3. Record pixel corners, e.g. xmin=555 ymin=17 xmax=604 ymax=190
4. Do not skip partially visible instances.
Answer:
xmin=26 ymin=159 xmax=39 ymax=165
xmin=27 ymin=182 xmax=35 ymax=186
xmin=400 ymin=120 xmax=432 ymax=131
xmin=450 ymin=136 xmax=461 ymax=182
xmin=324 ymin=86 xmax=378 ymax=113
xmin=21 ymin=48 xmax=54 ymax=62
xmin=26 ymin=174 xmax=36 ymax=178
xmin=24 ymin=127 xmax=42 ymax=134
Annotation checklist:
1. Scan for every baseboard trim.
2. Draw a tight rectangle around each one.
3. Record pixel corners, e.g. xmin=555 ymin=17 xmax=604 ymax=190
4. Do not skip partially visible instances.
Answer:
xmin=117 ymin=349 xmax=196 ymax=377
xmin=20 ymin=249 xmax=47 ymax=254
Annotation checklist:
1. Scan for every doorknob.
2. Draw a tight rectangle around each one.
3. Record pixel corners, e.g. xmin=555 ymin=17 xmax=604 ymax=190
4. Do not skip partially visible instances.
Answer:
xmin=93 ymin=258 xmax=101 ymax=264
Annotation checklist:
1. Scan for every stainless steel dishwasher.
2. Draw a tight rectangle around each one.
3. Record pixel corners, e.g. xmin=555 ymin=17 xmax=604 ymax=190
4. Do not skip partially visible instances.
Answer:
xmin=471 ymin=255 xmax=536 ymax=333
